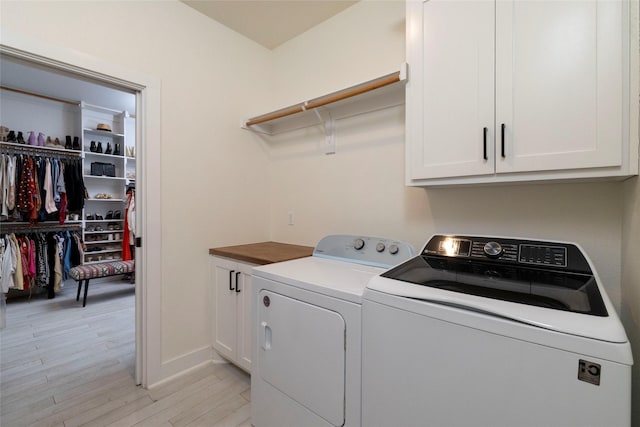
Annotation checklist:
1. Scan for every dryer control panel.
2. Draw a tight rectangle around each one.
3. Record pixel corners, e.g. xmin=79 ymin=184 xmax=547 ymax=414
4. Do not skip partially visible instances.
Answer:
xmin=313 ymin=234 xmax=415 ymax=269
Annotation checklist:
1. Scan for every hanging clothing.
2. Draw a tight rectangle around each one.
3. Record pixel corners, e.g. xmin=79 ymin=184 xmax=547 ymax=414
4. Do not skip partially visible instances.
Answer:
xmin=44 ymin=158 xmax=57 ymax=214
xmin=64 ymin=159 xmax=85 ymax=212
xmin=1 ymin=230 xmax=82 ymax=296
xmin=1 ymin=235 xmax=17 ymax=293
xmin=8 ymin=234 xmax=23 ymax=290
xmin=122 ymin=189 xmax=135 ymax=261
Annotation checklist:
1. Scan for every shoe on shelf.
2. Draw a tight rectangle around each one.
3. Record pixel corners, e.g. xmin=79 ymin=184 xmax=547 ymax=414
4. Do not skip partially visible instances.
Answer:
xmin=105 ymin=142 xmax=112 ymax=155
xmin=106 ymin=210 xmax=114 ymax=220
xmin=27 ymin=131 xmax=36 ymax=146
xmin=90 ymin=141 xmax=97 ymax=152
xmin=65 ymin=135 xmax=72 ymax=149
xmin=38 ymin=132 xmax=45 ymax=147
xmin=6 ymin=130 xmax=16 ymax=142
xmin=95 ymin=213 xmax=104 ymax=220
xmin=114 ymin=210 xmax=121 ymax=219
xmin=113 ymin=143 xmax=121 ymax=156
xmin=0 ymin=126 xmax=8 ymax=142
xmin=45 ymin=136 xmax=55 ymax=147
xmin=86 ymin=213 xmax=95 ymax=221
xmin=17 ymin=131 xmax=26 ymax=144
xmin=72 ymin=136 xmax=80 ymax=150
xmin=54 ymin=137 xmax=62 ymax=147
xmin=96 ymin=141 xmax=103 ymax=153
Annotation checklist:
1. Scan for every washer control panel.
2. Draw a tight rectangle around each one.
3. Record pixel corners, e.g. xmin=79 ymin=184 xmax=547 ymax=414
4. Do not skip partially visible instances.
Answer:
xmin=422 ymin=235 xmax=589 ymax=273
xmin=313 ymin=234 xmax=415 ymax=269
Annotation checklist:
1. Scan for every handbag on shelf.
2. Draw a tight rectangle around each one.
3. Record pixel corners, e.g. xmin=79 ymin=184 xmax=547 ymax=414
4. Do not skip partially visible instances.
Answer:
xmin=91 ymin=162 xmax=116 ymax=177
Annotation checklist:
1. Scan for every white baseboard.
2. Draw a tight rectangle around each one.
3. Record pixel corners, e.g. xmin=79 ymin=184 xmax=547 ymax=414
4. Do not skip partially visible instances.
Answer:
xmin=147 ymin=345 xmax=216 ymax=389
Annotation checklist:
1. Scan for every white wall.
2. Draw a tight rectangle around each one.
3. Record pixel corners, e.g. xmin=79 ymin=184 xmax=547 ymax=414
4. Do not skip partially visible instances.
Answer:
xmin=266 ymin=0 xmax=625 ymax=306
xmin=1 ymin=0 xmax=273 ymax=373
xmin=622 ymin=170 xmax=640 ymax=424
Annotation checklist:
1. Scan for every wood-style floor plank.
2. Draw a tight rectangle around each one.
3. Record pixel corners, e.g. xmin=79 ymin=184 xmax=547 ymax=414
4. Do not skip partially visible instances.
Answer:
xmin=1 ymin=277 xmax=251 ymax=427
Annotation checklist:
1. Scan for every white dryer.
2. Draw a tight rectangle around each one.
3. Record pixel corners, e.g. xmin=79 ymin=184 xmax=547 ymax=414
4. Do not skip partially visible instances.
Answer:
xmin=251 ymin=234 xmax=414 ymax=427
xmin=362 ymin=234 xmax=633 ymax=427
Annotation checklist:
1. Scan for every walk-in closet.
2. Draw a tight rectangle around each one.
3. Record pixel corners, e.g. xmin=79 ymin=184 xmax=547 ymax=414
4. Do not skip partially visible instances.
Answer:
xmin=0 ymin=53 xmax=141 ymax=424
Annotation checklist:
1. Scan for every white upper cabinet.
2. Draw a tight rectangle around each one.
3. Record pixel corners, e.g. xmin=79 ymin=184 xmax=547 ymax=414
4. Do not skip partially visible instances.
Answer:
xmin=406 ymin=0 xmax=639 ymax=186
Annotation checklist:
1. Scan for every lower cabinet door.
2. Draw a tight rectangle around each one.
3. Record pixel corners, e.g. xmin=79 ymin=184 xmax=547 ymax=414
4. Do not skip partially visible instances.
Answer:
xmin=212 ymin=258 xmax=238 ymax=361
xmin=236 ymin=269 xmax=253 ymax=372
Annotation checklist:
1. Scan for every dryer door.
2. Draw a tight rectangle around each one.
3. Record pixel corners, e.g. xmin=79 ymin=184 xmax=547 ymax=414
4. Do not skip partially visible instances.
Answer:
xmin=257 ymin=290 xmax=345 ymax=426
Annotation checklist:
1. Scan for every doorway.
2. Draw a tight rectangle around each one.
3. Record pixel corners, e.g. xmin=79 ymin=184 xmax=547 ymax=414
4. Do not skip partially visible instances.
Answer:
xmin=0 ymin=38 xmax=162 ymax=387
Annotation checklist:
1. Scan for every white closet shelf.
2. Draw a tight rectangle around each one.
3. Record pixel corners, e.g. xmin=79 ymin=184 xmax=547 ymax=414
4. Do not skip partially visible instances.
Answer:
xmin=242 ymin=64 xmax=407 ymax=136
xmin=83 ymin=128 xmax=125 ymax=138
xmin=84 ymin=151 xmax=125 ymax=159
xmin=83 ymin=175 xmax=126 ymax=181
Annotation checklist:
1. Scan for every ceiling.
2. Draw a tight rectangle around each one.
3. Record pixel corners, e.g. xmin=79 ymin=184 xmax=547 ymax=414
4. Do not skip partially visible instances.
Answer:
xmin=181 ymin=0 xmax=358 ymax=49
xmin=0 ymin=55 xmax=136 ymax=113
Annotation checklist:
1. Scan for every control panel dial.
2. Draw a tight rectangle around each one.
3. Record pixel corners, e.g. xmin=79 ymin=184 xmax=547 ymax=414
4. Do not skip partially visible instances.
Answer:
xmin=376 ymin=242 xmax=386 ymax=253
xmin=483 ymin=241 xmax=504 ymax=258
xmin=354 ymin=238 xmax=365 ymax=250
xmin=388 ymin=244 xmax=399 ymax=255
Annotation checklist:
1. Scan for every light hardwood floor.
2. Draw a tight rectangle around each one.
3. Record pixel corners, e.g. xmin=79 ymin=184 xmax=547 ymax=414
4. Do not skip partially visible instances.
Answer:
xmin=1 ymin=278 xmax=251 ymax=427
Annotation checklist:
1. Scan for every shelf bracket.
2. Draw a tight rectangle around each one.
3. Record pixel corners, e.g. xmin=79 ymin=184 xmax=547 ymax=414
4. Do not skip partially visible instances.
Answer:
xmin=312 ymin=107 xmax=336 ymax=155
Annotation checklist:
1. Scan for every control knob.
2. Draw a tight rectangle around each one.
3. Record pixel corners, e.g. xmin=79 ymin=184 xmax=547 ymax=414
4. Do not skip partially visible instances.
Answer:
xmin=483 ymin=241 xmax=503 ymax=258
xmin=354 ymin=238 xmax=365 ymax=250
xmin=388 ymin=244 xmax=399 ymax=255
xmin=376 ymin=242 xmax=386 ymax=253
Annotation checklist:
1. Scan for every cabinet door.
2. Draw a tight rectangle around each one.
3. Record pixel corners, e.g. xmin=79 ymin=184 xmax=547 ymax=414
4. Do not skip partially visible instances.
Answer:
xmin=212 ymin=257 xmax=238 ymax=361
xmin=407 ymin=0 xmax=495 ymax=180
xmin=236 ymin=266 xmax=253 ymax=372
xmin=496 ymin=0 xmax=624 ymax=173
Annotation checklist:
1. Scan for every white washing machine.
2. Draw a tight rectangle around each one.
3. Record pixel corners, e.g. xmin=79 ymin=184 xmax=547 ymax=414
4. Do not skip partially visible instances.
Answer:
xmin=362 ymin=234 xmax=633 ymax=427
xmin=251 ymin=234 xmax=414 ymax=427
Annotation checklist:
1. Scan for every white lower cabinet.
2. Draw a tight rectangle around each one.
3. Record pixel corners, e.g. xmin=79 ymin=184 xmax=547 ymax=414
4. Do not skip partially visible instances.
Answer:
xmin=210 ymin=256 xmax=254 ymax=373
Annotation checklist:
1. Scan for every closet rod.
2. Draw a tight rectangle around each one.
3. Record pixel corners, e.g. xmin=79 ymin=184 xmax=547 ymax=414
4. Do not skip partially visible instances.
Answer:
xmin=1 ymin=223 xmax=82 ymax=233
xmin=1 ymin=142 xmax=82 ymax=158
xmin=305 ymin=72 xmax=401 ymax=110
xmin=0 ymin=85 xmax=80 ymax=106
xmin=244 ymin=70 xmax=402 ymax=127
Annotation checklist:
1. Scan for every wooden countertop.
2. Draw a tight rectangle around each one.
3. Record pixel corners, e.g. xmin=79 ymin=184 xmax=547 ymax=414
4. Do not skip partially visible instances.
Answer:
xmin=209 ymin=241 xmax=314 ymax=265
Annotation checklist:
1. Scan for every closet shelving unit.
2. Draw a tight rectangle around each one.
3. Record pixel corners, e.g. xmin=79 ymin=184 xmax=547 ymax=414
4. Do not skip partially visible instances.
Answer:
xmin=80 ymin=102 xmax=135 ymax=265
xmin=242 ymin=65 xmax=407 ymax=153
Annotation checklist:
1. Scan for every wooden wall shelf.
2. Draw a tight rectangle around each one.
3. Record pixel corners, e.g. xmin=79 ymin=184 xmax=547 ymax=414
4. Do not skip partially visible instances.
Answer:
xmin=242 ymin=64 xmax=407 ymax=138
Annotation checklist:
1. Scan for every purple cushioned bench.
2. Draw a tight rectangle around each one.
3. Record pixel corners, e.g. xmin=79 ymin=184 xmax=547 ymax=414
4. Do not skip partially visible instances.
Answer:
xmin=69 ymin=260 xmax=135 ymax=307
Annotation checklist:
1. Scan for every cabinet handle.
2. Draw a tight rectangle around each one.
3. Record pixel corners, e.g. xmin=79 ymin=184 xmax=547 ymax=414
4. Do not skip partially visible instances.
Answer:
xmin=228 ymin=270 xmax=235 ymax=291
xmin=235 ymin=271 xmax=241 ymax=293
xmin=483 ymin=127 xmax=488 ymax=160
xmin=501 ymin=123 xmax=506 ymax=158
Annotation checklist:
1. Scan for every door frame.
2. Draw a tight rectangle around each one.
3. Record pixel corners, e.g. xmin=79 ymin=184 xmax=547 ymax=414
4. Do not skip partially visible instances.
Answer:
xmin=1 ymin=31 xmax=163 ymax=387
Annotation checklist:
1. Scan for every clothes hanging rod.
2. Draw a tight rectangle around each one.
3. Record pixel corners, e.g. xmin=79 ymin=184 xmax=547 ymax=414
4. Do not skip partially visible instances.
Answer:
xmin=1 ymin=142 xmax=82 ymax=158
xmin=1 ymin=223 xmax=82 ymax=233
xmin=1 ymin=85 xmax=80 ymax=106
xmin=244 ymin=70 xmax=404 ymax=128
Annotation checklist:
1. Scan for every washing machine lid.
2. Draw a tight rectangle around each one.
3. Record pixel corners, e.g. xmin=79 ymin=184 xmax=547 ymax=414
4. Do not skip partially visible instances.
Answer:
xmin=369 ymin=235 xmax=629 ymax=344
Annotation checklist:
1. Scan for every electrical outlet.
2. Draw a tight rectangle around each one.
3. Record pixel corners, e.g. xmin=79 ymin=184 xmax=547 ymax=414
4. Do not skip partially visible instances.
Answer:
xmin=288 ymin=211 xmax=295 ymax=226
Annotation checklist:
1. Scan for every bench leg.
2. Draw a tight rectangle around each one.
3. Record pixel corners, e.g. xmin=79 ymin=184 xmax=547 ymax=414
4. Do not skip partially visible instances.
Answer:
xmin=76 ymin=280 xmax=83 ymax=302
xmin=83 ymin=279 xmax=90 ymax=307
